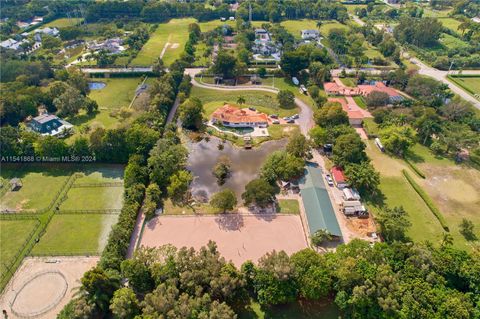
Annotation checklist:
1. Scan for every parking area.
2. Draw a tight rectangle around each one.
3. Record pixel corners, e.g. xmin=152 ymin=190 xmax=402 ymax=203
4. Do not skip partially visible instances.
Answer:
xmin=139 ymin=214 xmax=308 ymax=266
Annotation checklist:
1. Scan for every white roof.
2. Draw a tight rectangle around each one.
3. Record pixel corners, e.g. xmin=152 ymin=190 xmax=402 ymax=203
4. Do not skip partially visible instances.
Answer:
xmin=0 ymin=38 xmax=17 ymax=48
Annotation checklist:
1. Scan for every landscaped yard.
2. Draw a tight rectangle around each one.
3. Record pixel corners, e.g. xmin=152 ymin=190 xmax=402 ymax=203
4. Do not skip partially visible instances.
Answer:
xmin=67 ymin=77 xmax=145 ymax=139
xmin=192 ymin=86 xmax=299 ymax=117
xmin=277 ymin=199 xmax=300 ymax=214
xmin=0 ymin=219 xmax=39 ymax=277
xmin=280 ymin=19 xmax=349 ymax=39
xmin=43 ymin=18 xmax=83 ymax=28
xmin=31 ymin=214 xmax=118 ymax=255
xmin=0 ymin=165 xmax=71 ymax=212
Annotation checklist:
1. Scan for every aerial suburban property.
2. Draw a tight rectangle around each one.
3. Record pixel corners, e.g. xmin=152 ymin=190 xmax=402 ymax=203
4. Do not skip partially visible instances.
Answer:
xmin=0 ymin=0 xmax=479 ymax=318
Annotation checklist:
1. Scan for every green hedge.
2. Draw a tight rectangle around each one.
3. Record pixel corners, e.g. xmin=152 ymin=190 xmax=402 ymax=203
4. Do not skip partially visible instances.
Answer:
xmin=404 ymin=157 xmax=426 ymax=179
xmin=402 ymin=170 xmax=449 ymax=231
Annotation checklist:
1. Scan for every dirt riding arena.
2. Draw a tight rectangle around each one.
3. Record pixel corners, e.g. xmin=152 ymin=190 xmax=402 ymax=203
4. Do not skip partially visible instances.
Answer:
xmin=139 ymin=214 xmax=309 ymax=266
xmin=0 ymin=256 xmax=99 ymax=319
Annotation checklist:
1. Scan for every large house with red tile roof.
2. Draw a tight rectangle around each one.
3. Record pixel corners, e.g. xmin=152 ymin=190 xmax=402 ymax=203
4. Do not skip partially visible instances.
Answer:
xmin=324 ymin=81 xmax=403 ymax=103
xmin=211 ymin=104 xmax=269 ymax=128
xmin=357 ymin=82 xmax=403 ymax=102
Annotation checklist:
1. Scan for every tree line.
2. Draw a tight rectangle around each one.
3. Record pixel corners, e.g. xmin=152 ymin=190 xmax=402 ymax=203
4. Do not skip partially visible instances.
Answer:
xmin=60 ymin=237 xmax=480 ymax=318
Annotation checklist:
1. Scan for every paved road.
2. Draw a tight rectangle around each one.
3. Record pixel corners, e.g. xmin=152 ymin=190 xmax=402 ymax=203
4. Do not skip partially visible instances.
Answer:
xmin=410 ymin=58 xmax=480 ymax=108
xmin=187 ymin=70 xmax=314 ymax=134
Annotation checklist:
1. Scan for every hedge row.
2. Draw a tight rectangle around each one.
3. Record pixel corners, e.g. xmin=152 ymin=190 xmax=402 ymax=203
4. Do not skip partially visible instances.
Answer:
xmin=403 ymin=157 xmax=426 ymax=179
xmin=402 ymin=169 xmax=449 ymax=231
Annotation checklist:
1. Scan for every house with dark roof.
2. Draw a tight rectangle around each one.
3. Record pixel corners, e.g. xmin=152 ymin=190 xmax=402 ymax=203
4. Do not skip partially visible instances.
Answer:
xmin=299 ymin=165 xmax=342 ymax=238
xmin=28 ymin=114 xmax=73 ymax=137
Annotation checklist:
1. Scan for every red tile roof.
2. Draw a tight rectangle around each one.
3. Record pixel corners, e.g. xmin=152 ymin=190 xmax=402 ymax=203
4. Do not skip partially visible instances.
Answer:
xmin=328 ymin=98 xmax=364 ymax=120
xmin=357 ymin=82 xmax=400 ymax=97
xmin=211 ymin=104 xmax=268 ymax=124
xmin=331 ymin=166 xmax=346 ymax=183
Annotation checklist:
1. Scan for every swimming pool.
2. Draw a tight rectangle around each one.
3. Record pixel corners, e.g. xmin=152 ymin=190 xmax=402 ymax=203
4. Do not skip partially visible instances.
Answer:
xmin=88 ymin=82 xmax=106 ymax=90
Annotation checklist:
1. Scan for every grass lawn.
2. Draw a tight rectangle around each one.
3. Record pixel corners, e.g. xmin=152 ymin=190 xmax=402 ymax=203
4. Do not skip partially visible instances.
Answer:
xmin=281 ymin=20 xmax=349 ymax=39
xmin=438 ymin=17 xmax=462 ymax=33
xmin=365 ymin=141 xmax=445 ymax=244
xmin=340 ymin=77 xmax=356 ymax=87
xmin=259 ymin=77 xmax=318 ymax=108
xmin=353 ymin=96 xmax=367 ymax=109
xmin=406 ymin=144 xmax=480 ymax=251
xmin=32 ymin=214 xmax=118 ymax=255
xmin=192 ymin=86 xmax=299 ymax=117
xmin=344 ymin=4 xmax=367 ymax=14
xmin=448 ymin=76 xmax=480 ymax=95
xmin=238 ymin=299 xmax=339 ymax=319
xmin=132 ymin=18 xmax=196 ymax=66
xmin=67 ymin=77 xmax=144 ymax=139
xmin=277 ymin=199 xmax=300 ymax=214
xmin=194 ymin=42 xmax=211 ymax=67
xmin=423 ymin=7 xmax=452 ymax=18
xmin=43 ymin=18 xmax=83 ymax=28
xmin=0 ymin=220 xmax=39 ymax=276
xmin=60 ymin=187 xmax=123 ymax=211
xmin=439 ymin=33 xmax=470 ymax=50
xmin=198 ymin=20 xmax=236 ymax=32
xmin=0 ymin=165 xmax=71 ymax=212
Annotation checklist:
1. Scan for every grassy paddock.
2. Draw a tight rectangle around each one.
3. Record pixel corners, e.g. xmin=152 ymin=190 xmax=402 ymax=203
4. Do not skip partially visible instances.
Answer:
xmin=402 ymin=170 xmax=448 ymax=230
xmin=0 ymin=165 xmax=71 ymax=212
xmin=0 ymin=219 xmax=40 ymax=278
xmin=31 ymin=214 xmax=118 ymax=255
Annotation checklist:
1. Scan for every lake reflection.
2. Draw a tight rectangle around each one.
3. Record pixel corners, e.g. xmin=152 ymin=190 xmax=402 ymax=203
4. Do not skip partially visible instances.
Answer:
xmin=187 ymin=137 xmax=286 ymax=201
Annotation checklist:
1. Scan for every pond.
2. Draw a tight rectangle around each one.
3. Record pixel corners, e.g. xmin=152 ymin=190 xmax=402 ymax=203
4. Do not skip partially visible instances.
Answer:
xmin=187 ymin=136 xmax=286 ymax=201
xmin=88 ymin=82 xmax=106 ymax=90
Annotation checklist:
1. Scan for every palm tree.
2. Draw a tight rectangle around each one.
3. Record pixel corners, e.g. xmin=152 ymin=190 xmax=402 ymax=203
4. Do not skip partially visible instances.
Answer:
xmin=237 ymin=96 xmax=246 ymax=105
xmin=316 ymin=20 xmax=323 ymax=30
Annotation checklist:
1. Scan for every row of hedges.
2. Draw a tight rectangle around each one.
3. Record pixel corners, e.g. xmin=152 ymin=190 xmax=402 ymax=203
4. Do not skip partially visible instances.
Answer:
xmin=403 ymin=157 xmax=426 ymax=179
xmin=402 ymin=169 xmax=449 ymax=231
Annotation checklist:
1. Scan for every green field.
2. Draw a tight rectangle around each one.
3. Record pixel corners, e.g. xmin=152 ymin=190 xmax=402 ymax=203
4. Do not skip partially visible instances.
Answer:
xmin=365 ymin=141 xmax=445 ymax=244
xmin=0 ymin=165 xmax=71 ymax=212
xmin=0 ymin=164 xmax=124 ymax=289
xmin=132 ymin=18 xmax=195 ymax=66
xmin=277 ymin=199 xmax=300 ymax=214
xmin=192 ymin=86 xmax=298 ymax=118
xmin=448 ymin=76 xmax=480 ymax=95
xmin=438 ymin=17 xmax=462 ymax=33
xmin=31 ymin=214 xmax=118 ymax=255
xmin=0 ymin=220 xmax=39 ymax=277
xmin=406 ymin=144 xmax=480 ymax=250
xmin=439 ymin=33 xmax=470 ymax=50
xmin=280 ymin=19 xmax=349 ymax=39
xmin=43 ymin=18 xmax=83 ymax=28
xmin=67 ymin=77 xmax=145 ymax=138
xmin=367 ymin=140 xmax=480 ymax=251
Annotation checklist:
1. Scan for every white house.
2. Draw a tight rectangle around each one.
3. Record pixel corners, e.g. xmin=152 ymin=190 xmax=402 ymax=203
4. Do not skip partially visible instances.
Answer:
xmin=34 ymin=27 xmax=60 ymax=37
xmin=301 ymin=29 xmax=320 ymax=40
